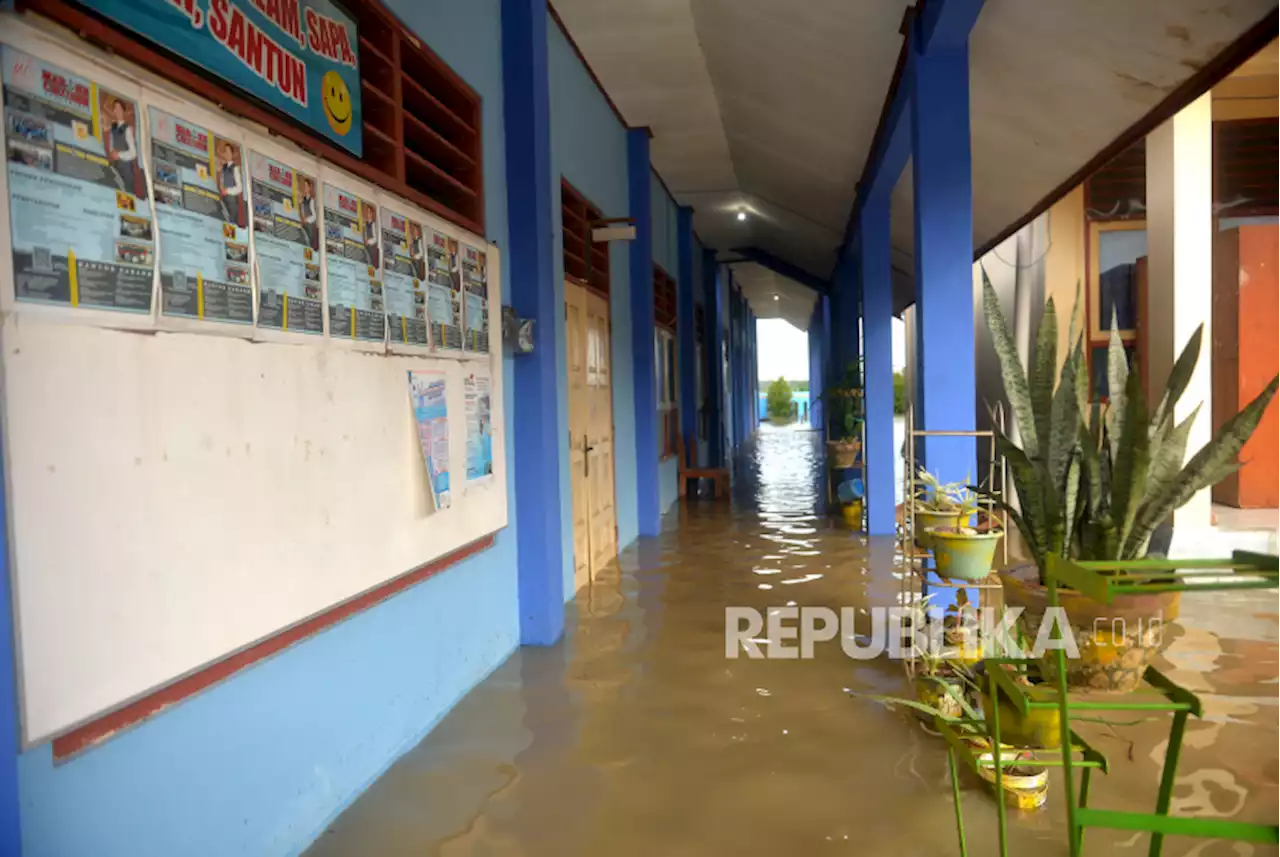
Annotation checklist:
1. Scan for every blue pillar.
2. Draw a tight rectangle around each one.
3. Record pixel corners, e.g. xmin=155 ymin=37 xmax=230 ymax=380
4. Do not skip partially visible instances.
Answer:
xmin=910 ymin=19 xmax=976 ymax=482
xmin=704 ymin=251 xmax=724 ymax=466
xmin=502 ymin=0 xmax=565 ymax=643
xmin=832 ymin=253 xmax=861 ymax=382
xmin=808 ymin=299 xmax=825 ymax=430
xmin=628 ymin=128 xmax=661 ymax=536
xmin=676 ymin=207 xmax=697 ymax=463
xmin=861 ymin=197 xmax=896 ymax=536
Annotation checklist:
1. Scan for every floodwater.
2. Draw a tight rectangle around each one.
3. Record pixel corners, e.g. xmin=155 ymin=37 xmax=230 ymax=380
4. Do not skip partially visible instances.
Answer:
xmin=307 ymin=424 xmax=1278 ymax=857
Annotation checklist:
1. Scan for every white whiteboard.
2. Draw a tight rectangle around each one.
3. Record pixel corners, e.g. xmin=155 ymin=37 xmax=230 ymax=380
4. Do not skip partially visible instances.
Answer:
xmin=0 ymin=18 xmax=508 ymax=743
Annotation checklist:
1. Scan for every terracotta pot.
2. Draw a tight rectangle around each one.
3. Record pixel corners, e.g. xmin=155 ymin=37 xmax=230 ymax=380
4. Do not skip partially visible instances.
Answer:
xmin=826 ymin=439 xmax=860 ymax=469
xmin=999 ymin=563 xmax=1181 ymax=693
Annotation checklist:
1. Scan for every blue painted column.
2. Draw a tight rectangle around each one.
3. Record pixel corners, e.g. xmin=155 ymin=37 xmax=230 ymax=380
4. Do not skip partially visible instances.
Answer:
xmin=832 ymin=253 xmax=862 ymax=383
xmin=628 ymin=128 xmax=661 ymax=537
xmin=910 ymin=19 xmax=976 ymax=481
xmin=704 ymin=250 xmax=724 ymax=466
xmin=860 ymin=197 xmax=896 ymax=536
xmin=676 ymin=206 xmax=697 ymax=462
xmin=808 ymin=298 xmax=825 ymax=430
xmin=502 ymin=0 xmax=565 ymax=644
xmin=731 ymin=289 xmax=740 ymax=447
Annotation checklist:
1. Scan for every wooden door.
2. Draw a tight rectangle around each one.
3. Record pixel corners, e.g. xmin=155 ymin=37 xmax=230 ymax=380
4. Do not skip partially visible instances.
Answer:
xmin=585 ymin=290 xmax=618 ymax=573
xmin=565 ymin=281 xmax=591 ymax=592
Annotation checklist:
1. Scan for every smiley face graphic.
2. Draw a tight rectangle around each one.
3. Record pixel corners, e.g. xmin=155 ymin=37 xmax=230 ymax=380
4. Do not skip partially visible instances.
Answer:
xmin=321 ymin=71 xmax=352 ymax=135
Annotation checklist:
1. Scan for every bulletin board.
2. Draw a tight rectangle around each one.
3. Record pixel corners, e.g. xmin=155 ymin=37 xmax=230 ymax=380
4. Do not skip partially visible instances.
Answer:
xmin=0 ymin=18 xmax=507 ymax=744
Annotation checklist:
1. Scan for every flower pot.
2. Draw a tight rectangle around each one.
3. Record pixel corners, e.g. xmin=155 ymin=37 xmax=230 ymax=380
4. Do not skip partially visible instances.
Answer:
xmin=1000 ymin=563 xmax=1181 ymax=694
xmin=930 ymin=528 xmax=1001 ymax=580
xmin=979 ymin=685 xmax=1061 ymax=749
xmin=974 ymin=751 xmax=1050 ymax=809
xmin=913 ymin=675 xmax=964 ymax=721
xmin=840 ymin=500 xmax=862 ymax=528
xmin=913 ymin=509 xmax=961 ymax=549
xmin=827 ymin=439 xmax=860 ymax=469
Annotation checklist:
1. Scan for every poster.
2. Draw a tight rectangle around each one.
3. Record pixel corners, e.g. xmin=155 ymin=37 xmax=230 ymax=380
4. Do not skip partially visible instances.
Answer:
xmin=408 ymin=369 xmax=451 ymax=510
xmin=381 ymin=207 xmax=429 ymax=348
xmin=2 ymin=46 xmax=154 ymax=312
xmin=461 ymin=242 xmax=489 ymax=354
xmin=426 ymin=228 xmax=461 ymax=352
xmin=464 ymin=367 xmax=493 ymax=481
xmin=80 ymin=0 xmax=363 ymax=156
xmin=249 ymin=150 xmax=322 ymax=333
xmin=150 ymin=106 xmax=252 ymax=324
xmin=323 ymin=182 xmax=385 ymax=341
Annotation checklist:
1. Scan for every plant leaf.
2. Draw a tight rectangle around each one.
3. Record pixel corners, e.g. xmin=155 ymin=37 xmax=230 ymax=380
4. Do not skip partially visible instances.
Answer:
xmin=981 ymin=268 xmax=1038 ymax=458
xmin=1105 ymin=313 xmax=1128 ymax=461
xmin=1061 ymin=451 xmax=1081 ymax=557
xmin=1030 ymin=297 xmax=1058 ymax=459
xmin=1110 ymin=365 xmax=1150 ymax=553
xmin=994 ymin=430 xmax=1048 ymax=566
xmin=1151 ymin=326 xmax=1202 ymax=430
xmin=1047 ymin=338 xmax=1082 ymax=493
xmin=1141 ymin=404 xmax=1199 ymax=514
xmin=1124 ymin=375 xmax=1279 ymax=558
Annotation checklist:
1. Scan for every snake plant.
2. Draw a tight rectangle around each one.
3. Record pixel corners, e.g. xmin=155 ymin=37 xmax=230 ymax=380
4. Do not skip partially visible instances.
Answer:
xmin=980 ymin=268 xmax=1278 ymax=584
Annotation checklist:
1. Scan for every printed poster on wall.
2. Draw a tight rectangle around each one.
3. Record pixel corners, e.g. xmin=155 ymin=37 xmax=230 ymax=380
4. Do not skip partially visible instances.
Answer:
xmin=381 ymin=208 xmax=429 ymax=348
xmin=79 ymin=0 xmax=363 ymax=156
xmin=426 ymin=228 xmax=461 ymax=352
xmin=464 ymin=367 xmax=493 ymax=481
xmin=461 ymin=242 xmax=489 ymax=354
xmin=249 ymin=150 xmax=322 ymax=333
xmin=407 ymin=369 xmax=451 ymax=510
xmin=323 ymin=182 xmax=385 ymax=341
xmin=2 ymin=46 xmax=155 ymax=313
xmin=149 ymin=107 xmax=252 ymax=324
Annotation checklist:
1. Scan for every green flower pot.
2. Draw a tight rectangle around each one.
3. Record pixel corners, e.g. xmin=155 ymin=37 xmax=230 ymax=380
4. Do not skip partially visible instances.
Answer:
xmin=930 ymin=528 xmax=1001 ymax=580
xmin=913 ymin=509 xmax=960 ymax=549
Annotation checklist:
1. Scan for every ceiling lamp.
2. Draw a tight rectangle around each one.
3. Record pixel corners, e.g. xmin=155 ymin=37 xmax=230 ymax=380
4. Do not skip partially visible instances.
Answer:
xmin=737 ymin=211 xmax=747 ymax=222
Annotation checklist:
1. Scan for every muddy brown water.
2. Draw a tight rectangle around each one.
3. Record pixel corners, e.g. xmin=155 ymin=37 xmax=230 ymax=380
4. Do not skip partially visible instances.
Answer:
xmin=307 ymin=425 xmax=1278 ymax=857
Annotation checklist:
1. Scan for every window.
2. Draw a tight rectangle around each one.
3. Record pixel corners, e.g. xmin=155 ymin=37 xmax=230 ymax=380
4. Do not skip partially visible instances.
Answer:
xmin=561 ymin=181 xmax=610 ymax=295
xmin=27 ymin=0 xmax=485 ymax=234
xmin=1087 ymin=221 xmax=1146 ymax=400
xmin=654 ymin=265 xmax=678 ymax=458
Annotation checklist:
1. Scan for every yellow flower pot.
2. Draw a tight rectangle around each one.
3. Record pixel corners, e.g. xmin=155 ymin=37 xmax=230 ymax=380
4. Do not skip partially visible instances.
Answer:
xmin=913 ymin=509 xmax=960 ymax=548
xmin=840 ymin=501 xmax=862 ymax=528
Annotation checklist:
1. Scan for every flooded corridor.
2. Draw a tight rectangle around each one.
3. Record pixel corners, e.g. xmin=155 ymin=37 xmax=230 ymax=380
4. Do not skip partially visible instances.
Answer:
xmin=307 ymin=426 xmax=1278 ymax=857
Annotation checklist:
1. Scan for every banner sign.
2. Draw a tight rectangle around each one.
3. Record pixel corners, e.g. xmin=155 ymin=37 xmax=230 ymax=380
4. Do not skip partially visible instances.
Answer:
xmin=81 ymin=0 xmax=362 ymax=156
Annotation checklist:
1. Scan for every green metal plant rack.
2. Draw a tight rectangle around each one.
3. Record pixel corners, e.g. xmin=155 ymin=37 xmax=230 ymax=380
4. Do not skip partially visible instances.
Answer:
xmin=947 ymin=550 xmax=1280 ymax=857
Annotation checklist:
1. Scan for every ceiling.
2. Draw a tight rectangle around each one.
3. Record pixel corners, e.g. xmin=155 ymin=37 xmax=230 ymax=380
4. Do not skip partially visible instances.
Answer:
xmin=551 ymin=0 xmax=1277 ymax=328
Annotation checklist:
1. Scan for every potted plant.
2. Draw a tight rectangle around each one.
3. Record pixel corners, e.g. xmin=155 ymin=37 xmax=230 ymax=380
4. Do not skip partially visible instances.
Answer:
xmin=981 ymin=271 xmax=1278 ymax=692
xmin=912 ymin=469 xmax=965 ymax=548
xmin=930 ymin=487 xmax=1003 ymax=581
xmin=822 ymin=361 xmax=863 ymax=469
xmin=972 ymin=661 xmax=1062 ymax=749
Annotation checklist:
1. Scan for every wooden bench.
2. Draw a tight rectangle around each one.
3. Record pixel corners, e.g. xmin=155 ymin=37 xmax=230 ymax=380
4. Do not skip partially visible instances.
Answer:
xmin=676 ymin=436 xmax=730 ymax=500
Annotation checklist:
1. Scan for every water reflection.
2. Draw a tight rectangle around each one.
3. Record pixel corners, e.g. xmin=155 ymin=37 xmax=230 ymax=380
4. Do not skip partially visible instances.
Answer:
xmin=307 ymin=424 xmax=1276 ymax=857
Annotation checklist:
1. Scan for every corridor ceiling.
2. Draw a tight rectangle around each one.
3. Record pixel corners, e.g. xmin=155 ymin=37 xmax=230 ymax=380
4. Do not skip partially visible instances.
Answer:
xmin=550 ymin=0 xmax=1277 ymax=327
